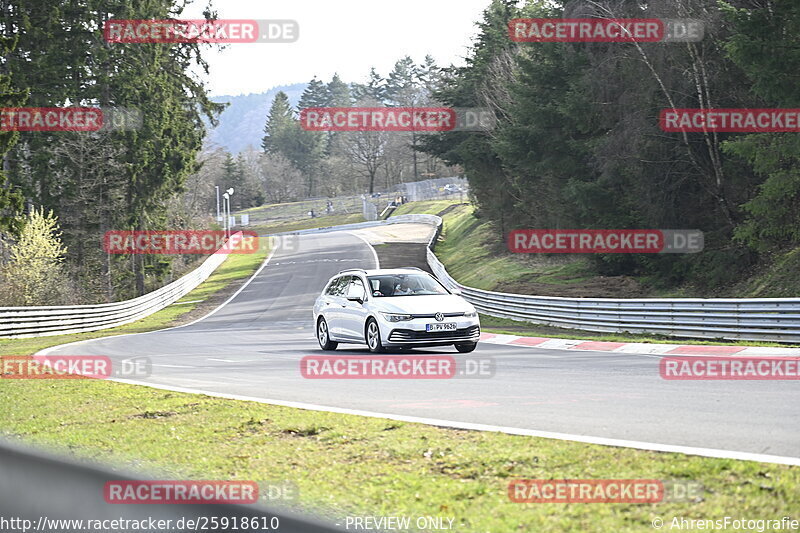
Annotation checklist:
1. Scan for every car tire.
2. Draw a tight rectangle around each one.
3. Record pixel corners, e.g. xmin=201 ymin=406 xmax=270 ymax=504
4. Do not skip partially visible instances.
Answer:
xmin=317 ymin=317 xmax=338 ymax=350
xmin=454 ymin=342 xmax=477 ymax=353
xmin=365 ymin=318 xmax=385 ymax=353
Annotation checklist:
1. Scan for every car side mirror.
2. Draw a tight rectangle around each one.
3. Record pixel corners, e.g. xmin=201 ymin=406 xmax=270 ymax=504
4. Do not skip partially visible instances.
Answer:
xmin=449 ymin=288 xmax=462 ymax=296
xmin=347 ymin=296 xmax=364 ymax=305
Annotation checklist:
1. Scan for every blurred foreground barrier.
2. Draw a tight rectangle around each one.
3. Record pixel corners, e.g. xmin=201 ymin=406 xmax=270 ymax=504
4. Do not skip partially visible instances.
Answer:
xmin=0 ymin=439 xmax=343 ymax=533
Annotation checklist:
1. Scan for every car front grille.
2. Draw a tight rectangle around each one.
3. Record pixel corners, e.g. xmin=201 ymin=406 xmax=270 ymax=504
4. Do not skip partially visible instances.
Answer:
xmin=388 ymin=325 xmax=480 ymax=343
xmin=410 ymin=312 xmax=465 ymax=319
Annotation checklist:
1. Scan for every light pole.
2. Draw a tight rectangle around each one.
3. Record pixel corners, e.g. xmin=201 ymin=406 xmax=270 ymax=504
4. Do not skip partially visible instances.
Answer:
xmin=215 ymin=185 xmax=221 ymax=222
xmin=222 ymin=192 xmax=230 ymax=239
xmin=222 ymin=188 xmax=235 ymax=239
xmin=226 ymin=188 xmax=235 ymax=238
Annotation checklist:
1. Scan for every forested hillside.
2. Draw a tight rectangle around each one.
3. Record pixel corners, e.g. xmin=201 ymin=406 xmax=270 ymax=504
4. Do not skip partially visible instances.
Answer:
xmin=421 ymin=0 xmax=800 ymax=292
xmin=0 ymin=0 xmax=223 ymax=303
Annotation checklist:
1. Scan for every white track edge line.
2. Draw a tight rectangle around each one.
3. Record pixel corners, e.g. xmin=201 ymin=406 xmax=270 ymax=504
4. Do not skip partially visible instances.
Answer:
xmin=108 ymin=378 xmax=800 ymax=467
xmin=344 ymin=230 xmax=380 ymax=269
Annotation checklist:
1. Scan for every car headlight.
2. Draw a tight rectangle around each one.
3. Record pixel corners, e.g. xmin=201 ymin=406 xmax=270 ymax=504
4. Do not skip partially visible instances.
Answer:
xmin=464 ymin=310 xmax=477 ymax=318
xmin=381 ymin=313 xmax=413 ymax=322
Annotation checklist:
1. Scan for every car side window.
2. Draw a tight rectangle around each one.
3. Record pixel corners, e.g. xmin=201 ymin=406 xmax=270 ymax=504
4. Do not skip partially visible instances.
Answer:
xmin=346 ymin=278 xmax=366 ymax=300
xmin=326 ymin=276 xmax=348 ymax=296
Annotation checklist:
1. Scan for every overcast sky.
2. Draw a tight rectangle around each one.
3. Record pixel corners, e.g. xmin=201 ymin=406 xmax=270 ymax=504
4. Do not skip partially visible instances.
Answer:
xmin=182 ymin=0 xmax=493 ymax=96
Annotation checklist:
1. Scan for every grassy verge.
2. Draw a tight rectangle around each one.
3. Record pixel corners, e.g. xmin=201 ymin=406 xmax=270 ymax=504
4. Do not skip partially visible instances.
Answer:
xmin=0 ymin=238 xmax=270 ymax=357
xmin=249 ymin=213 xmax=365 ymax=235
xmin=0 ymin=380 xmax=797 ymax=532
xmin=394 ymin=201 xmax=596 ymax=291
xmin=240 ymin=196 xmax=362 ymax=220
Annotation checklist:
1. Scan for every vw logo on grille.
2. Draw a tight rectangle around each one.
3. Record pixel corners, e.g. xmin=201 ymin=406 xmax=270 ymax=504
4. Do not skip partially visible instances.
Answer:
xmin=434 ymin=312 xmax=444 ymax=322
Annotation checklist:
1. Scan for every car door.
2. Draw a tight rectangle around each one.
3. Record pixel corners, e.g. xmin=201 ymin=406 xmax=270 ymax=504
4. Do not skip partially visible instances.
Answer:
xmin=340 ymin=276 xmax=368 ymax=341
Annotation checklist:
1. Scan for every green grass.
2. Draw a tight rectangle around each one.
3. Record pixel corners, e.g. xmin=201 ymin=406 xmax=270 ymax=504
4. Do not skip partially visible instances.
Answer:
xmin=240 ymin=197 xmax=363 ymax=221
xmin=0 ymin=238 xmax=270 ymax=357
xmin=249 ymin=213 xmax=365 ymax=235
xmin=398 ymin=202 xmax=592 ymax=291
xmin=0 ymin=379 xmax=797 ymax=532
xmin=737 ymin=247 xmax=800 ymax=298
xmin=392 ymin=200 xmax=462 ymax=217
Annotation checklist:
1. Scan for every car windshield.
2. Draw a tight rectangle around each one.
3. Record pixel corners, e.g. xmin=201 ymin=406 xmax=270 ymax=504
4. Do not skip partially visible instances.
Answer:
xmin=367 ymin=273 xmax=449 ymax=297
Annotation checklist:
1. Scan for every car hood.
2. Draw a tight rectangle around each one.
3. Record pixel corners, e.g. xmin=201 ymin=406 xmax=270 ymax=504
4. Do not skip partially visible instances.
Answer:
xmin=369 ymin=294 xmax=475 ymax=315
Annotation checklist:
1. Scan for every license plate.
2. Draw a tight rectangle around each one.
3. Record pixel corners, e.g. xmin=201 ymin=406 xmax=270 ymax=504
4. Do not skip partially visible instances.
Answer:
xmin=426 ymin=322 xmax=457 ymax=332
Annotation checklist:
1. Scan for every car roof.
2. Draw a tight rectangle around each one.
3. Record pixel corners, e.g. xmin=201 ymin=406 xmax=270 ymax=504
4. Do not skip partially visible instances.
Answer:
xmin=334 ymin=268 xmax=430 ymax=277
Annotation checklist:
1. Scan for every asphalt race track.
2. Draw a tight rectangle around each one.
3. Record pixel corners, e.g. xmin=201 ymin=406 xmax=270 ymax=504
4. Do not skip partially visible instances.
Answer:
xmin=46 ymin=228 xmax=800 ymax=462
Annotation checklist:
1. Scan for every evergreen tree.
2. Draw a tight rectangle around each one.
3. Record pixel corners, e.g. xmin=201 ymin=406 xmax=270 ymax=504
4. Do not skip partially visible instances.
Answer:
xmin=723 ymin=1 xmax=800 ymax=251
xmin=326 ymin=73 xmax=352 ymax=107
xmin=298 ymin=77 xmax=328 ymax=109
xmin=262 ymin=91 xmax=295 ymax=153
xmin=262 ymin=92 xmax=324 ymax=196
xmin=352 ymin=68 xmax=386 ymax=103
xmin=0 ymin=26 xmax=25 ymax=233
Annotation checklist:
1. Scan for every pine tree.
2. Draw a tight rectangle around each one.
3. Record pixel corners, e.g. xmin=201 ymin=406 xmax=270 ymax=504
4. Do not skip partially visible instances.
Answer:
xmin=723 ymin=1 xmax=800 ymax=250
xmin=0 ymin=29 xmax=25 ymax=233
xmin=262 ymin=92 xmax=295 ymax=153
xmin=352 ymin=68 xmax=386 ymax=103
xmin=261 ymin=92 xmax=324 ymax=196
xmin=298 ymin=77 xmax=328 ymax=109
xmin=385 ymin=56 xmax=418 ymax=106
xmin=326 ymin=73 xmax=352 ymax=107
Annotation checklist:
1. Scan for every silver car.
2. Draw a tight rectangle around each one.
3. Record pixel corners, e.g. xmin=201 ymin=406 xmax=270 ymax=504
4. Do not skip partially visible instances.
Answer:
xmin=313 ymin=268 xmax=480 ymax=353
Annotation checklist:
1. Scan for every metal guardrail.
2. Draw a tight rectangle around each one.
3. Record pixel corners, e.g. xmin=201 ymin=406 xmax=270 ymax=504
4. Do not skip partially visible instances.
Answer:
xmin=0 ymin=232 xmax=246 ymax=339
xmin=418 ymin=215 xmax=800 ymax=343
xmin=0 ymin=439 xmax=343 ymax=533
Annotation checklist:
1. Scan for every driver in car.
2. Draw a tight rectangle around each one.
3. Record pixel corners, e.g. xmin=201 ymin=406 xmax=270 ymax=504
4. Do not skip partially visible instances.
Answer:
xmin=393 ymin=277 xmax=416 ymax=295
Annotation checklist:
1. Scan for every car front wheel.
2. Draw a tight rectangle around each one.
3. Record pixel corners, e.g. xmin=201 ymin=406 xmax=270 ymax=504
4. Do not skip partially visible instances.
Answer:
xmin=317 ymin=317 xmax=338 ymax=350
xmin=366 ymin=318 xmax=384 ymax=353
xmin=455 ymin=342 xmax=477 ymax=353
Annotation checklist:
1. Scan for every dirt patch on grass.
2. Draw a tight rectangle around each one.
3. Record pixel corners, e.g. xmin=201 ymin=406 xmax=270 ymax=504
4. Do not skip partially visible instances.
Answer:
xmin=436 ymin=203 xmax=468 ymax=218
xmin=131 ymin=410 xmax=178 ymax=419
